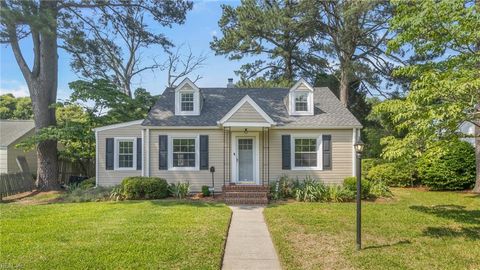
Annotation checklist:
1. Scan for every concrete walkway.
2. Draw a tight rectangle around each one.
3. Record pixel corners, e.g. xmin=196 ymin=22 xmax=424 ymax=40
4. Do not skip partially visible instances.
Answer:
xmin=222 ymin=206 xmax=282 ymax=270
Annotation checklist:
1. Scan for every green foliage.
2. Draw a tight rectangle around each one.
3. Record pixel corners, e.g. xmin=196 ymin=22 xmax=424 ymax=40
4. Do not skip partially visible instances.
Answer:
xmin=270 ymin=175 xmax=294 ymax=200
xmin=327 ymin=185 xmax=355 ymax=203
xmin=362 ymin=158 xmax=384 ymax=178
xmin=366 ymin=162 xmax=416 ymax=187
xmin=417 ymin=140 xmax=476 ymax=190
xmin=343 ymin=177 xmax=371 ymax=199
xmin=369 ymin=181 xmax=393 ymax=198
xmin=0 ymin=94 xmax=33 ymax=120
xmin=292 ymin=177 xmax=328 ymax=202
xmin=79 ymin=177 xmax=96 ymax=190
xmin=376 ymin=0 xmax=480 ymax=163
xmin=121 ymin=177 xmax=169 ymax=200
xmin=61 ymin=186 xmax=113 ymax=203
xmin=109 ymin=185 xmax=126 ymax=201
xmin=201 ymin=186 xmax=211 ymax=197
xmin=169 ymin=182 xmax=190 ymax=199
xmin=211 ymin=0 xmax=318 ymax=81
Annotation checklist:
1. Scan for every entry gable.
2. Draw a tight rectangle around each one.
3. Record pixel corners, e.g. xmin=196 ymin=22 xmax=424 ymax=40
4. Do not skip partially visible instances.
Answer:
xmin=218 ymin=95 xmax=276 ymax=127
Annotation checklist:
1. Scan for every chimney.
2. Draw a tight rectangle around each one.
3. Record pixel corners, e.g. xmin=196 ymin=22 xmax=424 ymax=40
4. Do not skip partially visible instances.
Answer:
xmin=227 ymin=78 xmax=234 ymax=88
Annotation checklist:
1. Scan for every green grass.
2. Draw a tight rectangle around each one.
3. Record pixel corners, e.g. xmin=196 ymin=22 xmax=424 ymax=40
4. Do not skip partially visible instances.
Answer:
xmin=264 ymin=189 xmax=480 ymax=270
xmin=0 ymin=200 xmax=231 ymax=269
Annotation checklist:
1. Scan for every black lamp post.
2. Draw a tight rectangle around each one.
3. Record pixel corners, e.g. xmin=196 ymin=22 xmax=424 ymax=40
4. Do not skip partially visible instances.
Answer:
xmin=354 ymin=139 xmax=365 ymax=251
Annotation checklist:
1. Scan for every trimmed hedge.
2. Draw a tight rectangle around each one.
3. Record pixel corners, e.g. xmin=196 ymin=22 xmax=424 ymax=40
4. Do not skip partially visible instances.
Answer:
xmin=417 ymin=140 xmax=475 ymax=190
xmin=79 ymin=177 xmax=95 ymax=189
xmin=121 ymin=177 xmax=169 ymax=199
xmin=366 ymin=162 xmax=415 ymax=187
xmin=343 ymin=176 xmax=371 ymax=199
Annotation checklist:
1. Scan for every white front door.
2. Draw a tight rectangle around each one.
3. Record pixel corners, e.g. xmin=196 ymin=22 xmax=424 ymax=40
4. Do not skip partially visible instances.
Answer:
xmin=237 ymin=138 xmax=254 ymax=182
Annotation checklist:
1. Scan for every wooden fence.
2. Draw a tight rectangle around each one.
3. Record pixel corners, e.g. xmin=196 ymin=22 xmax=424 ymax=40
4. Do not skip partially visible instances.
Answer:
xmin=0 ymin=172 xmax=35 ymax=200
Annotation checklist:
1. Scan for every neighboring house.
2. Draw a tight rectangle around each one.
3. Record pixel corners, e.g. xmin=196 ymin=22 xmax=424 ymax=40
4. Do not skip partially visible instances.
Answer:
xmin=94 ymin=78 xmax=362 ymax=194
xmin=0 ymin=120 xmax=37 ymax=174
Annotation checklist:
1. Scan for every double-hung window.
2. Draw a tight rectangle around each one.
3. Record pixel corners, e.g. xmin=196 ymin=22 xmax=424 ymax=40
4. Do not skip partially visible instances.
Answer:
xmin=180 ymin=92 xmax=194 ymax=112
xmin=294 ymin=138 xmax=317 ymax=167
xmin=172 ymin=138 xmax=196 ymax=168
xmin=115 ymin=138 xmax=136 ymax=170
xmin=295 ymin=92 xmax=309 ymax=112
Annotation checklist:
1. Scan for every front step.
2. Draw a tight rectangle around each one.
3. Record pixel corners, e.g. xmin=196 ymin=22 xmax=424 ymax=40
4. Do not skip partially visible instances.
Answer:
xmin=223 ymin=184 xmax=269 ymax=205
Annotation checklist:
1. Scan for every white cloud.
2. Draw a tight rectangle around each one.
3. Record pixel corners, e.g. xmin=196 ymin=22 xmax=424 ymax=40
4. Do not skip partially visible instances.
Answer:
xmin=0 ymin=84 xmax=30 ymax=97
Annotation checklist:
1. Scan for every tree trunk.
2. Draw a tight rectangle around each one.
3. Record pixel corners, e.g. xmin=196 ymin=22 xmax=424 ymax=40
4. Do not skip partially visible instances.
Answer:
xmin=473 ymin=0 xmax=480 ymax=193
xmin=339 ymin=68 xmax=349 ymax=107
xmin=474 ymin=123 xmax=480 ymax=193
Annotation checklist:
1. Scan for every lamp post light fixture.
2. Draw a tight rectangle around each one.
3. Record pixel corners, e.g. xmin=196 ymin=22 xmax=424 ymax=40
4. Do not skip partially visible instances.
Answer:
xmin=354 ymin=139 xmax=365 ymax=251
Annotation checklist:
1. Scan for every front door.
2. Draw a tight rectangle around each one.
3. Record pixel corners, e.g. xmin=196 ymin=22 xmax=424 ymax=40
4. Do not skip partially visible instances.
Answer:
xmin=237 ymin=138 xmax=254 ymax=183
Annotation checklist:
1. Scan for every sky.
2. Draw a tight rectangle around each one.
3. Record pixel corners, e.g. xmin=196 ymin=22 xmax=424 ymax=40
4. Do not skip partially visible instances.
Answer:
xmin=0 ymin=0 xmax=245 ymax=101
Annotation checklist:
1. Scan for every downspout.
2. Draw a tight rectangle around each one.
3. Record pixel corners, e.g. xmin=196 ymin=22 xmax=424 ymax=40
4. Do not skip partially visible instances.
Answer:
xmin=141 ymin=129 xmax=145 ymax=177
xmin=95 ymin=130 xmax=99 ymax=188
xmin=146 ymin=128 xmax=150 ymax=177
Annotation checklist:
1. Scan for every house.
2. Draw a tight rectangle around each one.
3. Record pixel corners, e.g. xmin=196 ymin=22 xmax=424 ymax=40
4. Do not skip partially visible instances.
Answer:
xmin=94 ymin=78 xmax=363 ymax=199
xmin=0 ymin=120 xmax=37 ymax=174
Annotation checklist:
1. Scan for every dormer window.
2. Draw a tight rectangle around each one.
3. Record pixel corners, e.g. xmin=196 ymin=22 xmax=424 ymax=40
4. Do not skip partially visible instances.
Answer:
xmin=174 ymin=78 xmax=201 ymax=116
xmin=181 ymin=92 xmax=194 ymax=111
xmin=295 ymin=92 xmax=309 ymax=112
xmin=288 ymin=78 xmax=314 ymax=116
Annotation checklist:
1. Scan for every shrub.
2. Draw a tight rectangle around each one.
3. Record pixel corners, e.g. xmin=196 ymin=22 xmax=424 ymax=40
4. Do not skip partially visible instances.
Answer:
xmin=327 ymin=185 xmax=355 ymax=202
xmin=417 ymin=140 xmax=475 ymax=190
xmin=343 ymin=176 xmax=371 ymax=199
xmin=121 ymin=177 xmax=169 ymax=200
xmin=110 ymin=185 xmax=125 ymax=201
xmin=362 ymin=159 xmax=384 ymax=178
xmin=79 ymin=177 xmax=95 ymax=189
xmin=292 ymin=177 xmax=328 ymax=202
xmin=201 ymin=185 xmax=211 ymax=197
xmin=367 ymin=162 xmax=415 ymax=187
xmin=369 ymin=181 xmax=393 ymax=198
xmin=270 ymin=175 xmax=294 ymax=200
xmin=169 ymin=182 xmax=190 ymax=199
xmin=61 ymin=186 xmax=112 ymax=202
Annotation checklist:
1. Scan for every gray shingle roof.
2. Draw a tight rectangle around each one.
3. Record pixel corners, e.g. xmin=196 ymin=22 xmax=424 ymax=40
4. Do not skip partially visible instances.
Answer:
xmin=0 ymin=120 xmax=35 ymax=147
xmin=142 ymin=87 xmax=362 ymax=128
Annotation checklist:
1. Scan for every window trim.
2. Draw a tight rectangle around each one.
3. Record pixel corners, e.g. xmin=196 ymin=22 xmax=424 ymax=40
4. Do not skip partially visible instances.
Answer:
xmin=290 ymin=90 xmax=313 ymax=115
xmin=180 ymin=91 xmax=195 ymax=112
xmin=168 ymin=135 xmax=200 ymax=171
xmin=290 ymin=134 xmax=323 ymax=170
xmin=174 ymin=78 xmax=201 ymax=116
xmin=114 ymin=137 xmax=137 ymax=171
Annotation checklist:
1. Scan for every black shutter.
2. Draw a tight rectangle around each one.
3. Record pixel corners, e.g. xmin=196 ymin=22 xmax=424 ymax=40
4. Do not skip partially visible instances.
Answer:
xmin=200 ymin=135 xmax=209 ymax=170
xmin=282 ymin=135 xmax=291 ymax=170
xmin=323 ymin=135 xmax=332 ymax=170
xmin=137 ymin=138 xmax=142 ymax=170
xmin=159 ymin=135 xmax=168 ymax=170
xmin=106 ymin=138 xmax=114 ymax=170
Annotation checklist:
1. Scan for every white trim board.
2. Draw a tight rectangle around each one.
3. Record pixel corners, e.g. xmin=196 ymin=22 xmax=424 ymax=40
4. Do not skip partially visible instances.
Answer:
xmin=218 ymin=95 xmax=276 ymax=125
xmin=93 ymin=120 xmax=143 ymax=132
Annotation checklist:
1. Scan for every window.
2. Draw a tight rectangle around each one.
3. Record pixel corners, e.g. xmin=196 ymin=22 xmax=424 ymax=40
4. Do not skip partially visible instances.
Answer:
xmin=294 ymin=138 xmax=317 ymax=167
xmin=172 ymin=138 xmax=196 ymax=167
xmin=295 ymin=92 xmax=309 ymax=112
xmin=181 ymin=92 xmax=194 ymax=112
xmin=114 ymin=138 xmax=136 ymax=170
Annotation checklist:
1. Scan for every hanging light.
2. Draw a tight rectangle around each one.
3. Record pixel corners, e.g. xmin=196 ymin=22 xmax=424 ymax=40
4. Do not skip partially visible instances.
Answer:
xmin=244 ymin=128 xmax=248 ymax=134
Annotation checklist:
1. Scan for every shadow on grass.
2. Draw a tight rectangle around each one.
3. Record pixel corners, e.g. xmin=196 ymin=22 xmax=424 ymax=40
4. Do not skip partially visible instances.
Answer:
xmin=363 ymin=240 xmax=411 ymax=250
xmin=410 ymin=205 xmax=480 ymax=224
xmin=148 ymin=199 xmax=227 ymax=208
xmin=422 ymin=226 xmax=480 ymax=240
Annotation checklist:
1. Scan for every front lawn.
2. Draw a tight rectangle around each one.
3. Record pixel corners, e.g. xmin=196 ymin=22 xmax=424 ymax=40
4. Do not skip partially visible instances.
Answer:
xmin=264 ymin=189 xmax=480 ymax=270
xmin=0 ymin=200 xmax=231 ymax=269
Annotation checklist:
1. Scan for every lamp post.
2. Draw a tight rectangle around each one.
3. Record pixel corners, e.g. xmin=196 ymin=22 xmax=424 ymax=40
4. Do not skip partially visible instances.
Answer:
xmin=354 ymin=139 xmax=365 ymax=251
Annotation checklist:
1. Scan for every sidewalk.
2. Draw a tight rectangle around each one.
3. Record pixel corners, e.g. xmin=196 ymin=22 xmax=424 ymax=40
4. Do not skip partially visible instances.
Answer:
xmin=222 ymin=206 xmax=282 ymax=270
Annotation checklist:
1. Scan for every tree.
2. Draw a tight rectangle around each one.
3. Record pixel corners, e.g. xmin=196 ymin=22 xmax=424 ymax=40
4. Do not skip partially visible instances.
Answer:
xmin=0 ymin=0 xmax=191 ymax=189
xmin=0 ymin=94 xmax=33 ymax=120
xmin=62 ymin=1 xmax=192 ymax=97
xmin=210 ymin=0 xmax=324 ymax=82
xmin=306 ymin=0 xmax=401 ymax=106
xmin=165 ymin=44 xmax=207 ymax=87
xmin=375 ymin=0 xmax=480 ymax=191
xmin=235 ymin=77 xmax=292 ymax=88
